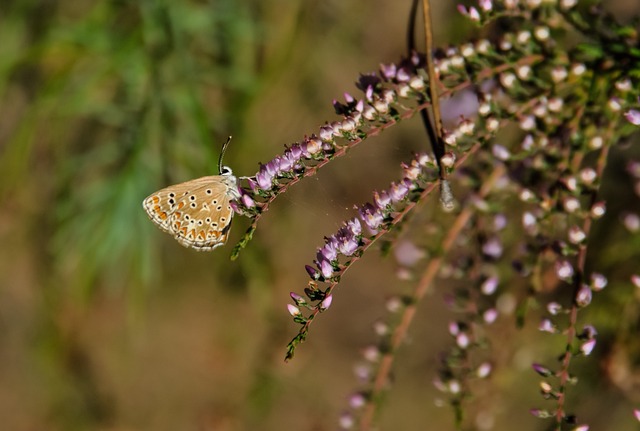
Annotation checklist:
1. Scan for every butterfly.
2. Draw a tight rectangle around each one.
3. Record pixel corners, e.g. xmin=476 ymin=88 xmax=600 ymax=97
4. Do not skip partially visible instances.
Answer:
xmin=142 ymin=137 xmax=241 ymax=251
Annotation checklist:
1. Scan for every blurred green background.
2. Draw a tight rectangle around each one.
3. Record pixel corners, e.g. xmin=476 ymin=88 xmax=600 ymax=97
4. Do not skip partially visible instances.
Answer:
xmin=1 ymin=1 xmax=640 ymax=430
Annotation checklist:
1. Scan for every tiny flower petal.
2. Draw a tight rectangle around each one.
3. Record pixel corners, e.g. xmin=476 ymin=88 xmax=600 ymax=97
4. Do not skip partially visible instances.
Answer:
xmin=287 ymin=304 xmax=301 ymax=316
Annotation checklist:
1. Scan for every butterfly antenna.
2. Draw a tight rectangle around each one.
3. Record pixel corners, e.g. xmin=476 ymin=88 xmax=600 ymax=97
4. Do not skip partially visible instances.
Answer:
xmin=218 ymin=136 xmax=233 ymax=174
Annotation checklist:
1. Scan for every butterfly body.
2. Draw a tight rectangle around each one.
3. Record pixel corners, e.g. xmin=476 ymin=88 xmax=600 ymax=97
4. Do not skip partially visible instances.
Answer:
xmin=143 ymin=168 xmax=240 ymax=251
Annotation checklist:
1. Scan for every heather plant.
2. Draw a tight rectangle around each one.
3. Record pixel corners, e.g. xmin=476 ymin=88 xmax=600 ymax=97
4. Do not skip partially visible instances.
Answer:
xmin=2 ymin=0 xmax=640 ymax=430
xmin=225 ymin=1 xmax=640 ymax=429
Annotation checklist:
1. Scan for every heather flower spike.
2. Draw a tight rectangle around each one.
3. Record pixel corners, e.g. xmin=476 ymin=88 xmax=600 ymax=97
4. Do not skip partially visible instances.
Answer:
xmin=160 ymin=3 xmax=640 ymax=429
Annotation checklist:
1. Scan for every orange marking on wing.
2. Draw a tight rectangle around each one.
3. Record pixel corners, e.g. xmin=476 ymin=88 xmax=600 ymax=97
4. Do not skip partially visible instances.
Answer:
xmin=152 ymin=196 xmax=160 ymax=204
xmin=159 ymin=212 xmax=168 ymax=220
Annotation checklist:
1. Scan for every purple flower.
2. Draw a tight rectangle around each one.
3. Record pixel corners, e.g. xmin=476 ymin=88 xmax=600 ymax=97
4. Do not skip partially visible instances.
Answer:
xmin=346 ymin=217 xmax=362 ymax=235
xmin=241 ymin=194 xmax=255 ymax=208
xmin=289 ymin=143 xmax=303 ymax=160
xmin=365 ymin=85 xmax=374 ymax=101
xmin=302 ymin=136 xmax=323 ymax=156
xmin=284 ymin=150 xmax=300 ymax=171
xmin=264 ymin=159 xmax=279 ymax=176
xmin=287 ymin=304 xmax=300 ymax=316
xmin=256 ymin=165 xmax=274 ymax=190
xmin=396 ymin=67 xmax=411 ymax=82
xmin=229 ymin=201 xmax=240 ymax=214
xmin=576 ymin=285 xmax=592 ymax=307
xmin=318 ymin=241 xmax=338 ymax=262
xmin=341 ymin=117 xmax=357 ymax=133
xmin=317 ymin=257 xmax=334 ymax=279
xmin=245 ymin=178 xmax=259 ymax=192
xmin=358 ymin=203 xmax=384 ymax=232
xmin=388 ymin=181 xmax=409 ymax=202
xmin=319 ymin=125 xmax=334 ymax=141
xmin=625 ymin=109 xmax=640 ymax=125
xmin=337 ymin=232 xmax=359 ymax=256
xmin=532 ymin=363 xmax=553 ymax=377
xmin=581 ymin=338 xmax=596 ymax=356
xmin=305 ymin=264 xmax=320 ymax=280
xmin=290 ymin=291 xmax=306 ymax=305
xmin=319 ymin=294 xmax=333 ymax=311
xmin=380 ymin=63 xmax=397 ymax=80
xmin=373 ymin=190 xmax=391 ymax=209
xmin=482 ymin=237 xmax=503 ymax=259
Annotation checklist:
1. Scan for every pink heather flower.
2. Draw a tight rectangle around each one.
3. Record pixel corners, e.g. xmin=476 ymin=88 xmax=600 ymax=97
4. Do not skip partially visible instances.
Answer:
xmin=468 ymin=6 xmax=480 ymax=21
xmin=456 ymin=332 xmax=470 ymax=349
xmin=532 ymin=363 xmax=553 ymax=377
xmin=290 ymin=292 xmax=306 ymax=305
xmin=396 ymin=67 xmax=411 ymax=82
xmin=372 ymin=96 xmax=389 ymax=114
xmin=477 ymin=362 xmax=492 ymax=378
xmin=483 ymin=308 xmax=498 ymax=324
xmin=304 ymin=136 xmax=323 ymax=155
xmin=362 ymin=345 xmax=380 ymax=362
xmin=547 ymin=302 xmax=563 ymax=315
xmin=556 ymin=260 xmax=574 ymax=281
xmin=441 ymin=152 xmax=456 ymax=168
xmin=373 ymin=190 xmax=391 ymax=208
xmin=591 ymin=201 xmax=606 ymax=218
xmin=319 ymin=125 xmax=334 ymax=141
xmin=591 ymin=273 xmax=607 ymax=291
xmin=380 ymin=63 xmax=397 ymax=80
xmin=634 ymin=409 xmax=640 ymax=422
xmin=241 ymin=194 xmax=256 ymax=208
xmin=631 ymin=274 xmax=640 ymax=288
xmin=625 ymin=109 xmax=640 ymax=125
xmin=305 ymin=264 xmax=320 ymax=280
xmin=319 ymin=241 xmax=338 ymax=262
xmin=568 ymin=225 xmax=586 ymax=243
xmin=337 ymin=235 xmax=359 ymax=256
xmin=402 ymin=161 xmax=422 ymax=181
xmin=287 ymin=304 xmax=301 ymax=316
xmin=576 ymin=284 xmax=592 ymax=307
xmin=482 ymin=237 xmax=503 ymax=259
xmin=479 ymin=0 xmax=493 ymax=12
xmin=448 ymin=321 xmax=460 ymax=336
xmin=362 ymin=104 xmax=377 ymax=120
xmin=539 ymin=319 xmax=556 ymax=333
xmin=339 ymin=413 xmax=354 ymax=430
xmin=345 ymin=217 xmax=362 ymax=235
xmin=581 ymin=338 xmax=596 ymax=356
xmin=256 ymin=165 xmax=274 ymax=190
xmin=318 ymin=258 xmax=334 ymax=279
xmin=358 ymin=203 xmax=384 ymax=233
xmin=320 ymin=294 xmax=333 ymax=311
xmin=388 ymin=181 xmax=409 ymax=202
xmin=481 ymin=277 xmax=499 ymax=295
xmin=349 ymin=393 xmax=366 ymax=409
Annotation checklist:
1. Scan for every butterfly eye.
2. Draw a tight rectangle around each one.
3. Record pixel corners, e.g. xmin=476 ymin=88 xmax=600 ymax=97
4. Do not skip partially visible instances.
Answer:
xmin=220 ymin=166 xmax=233 ymax=175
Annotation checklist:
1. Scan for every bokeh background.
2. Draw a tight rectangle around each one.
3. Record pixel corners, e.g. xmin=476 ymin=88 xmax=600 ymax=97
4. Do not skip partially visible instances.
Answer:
xmin=1 ymin=1 xmax=640 ymax=430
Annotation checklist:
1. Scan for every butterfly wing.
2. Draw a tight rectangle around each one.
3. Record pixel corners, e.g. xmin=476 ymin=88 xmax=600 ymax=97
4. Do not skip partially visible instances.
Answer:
xmin=142 ymin=176 xmax=218 ymax=233
xmin=143 ymin=175 xmax=237 ymax=251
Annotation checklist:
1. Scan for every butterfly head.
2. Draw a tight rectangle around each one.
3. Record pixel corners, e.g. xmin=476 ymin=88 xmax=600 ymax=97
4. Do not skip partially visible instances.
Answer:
xmin=220 ymin=165 xmax=234 ymax=176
